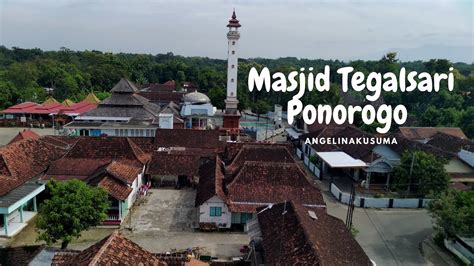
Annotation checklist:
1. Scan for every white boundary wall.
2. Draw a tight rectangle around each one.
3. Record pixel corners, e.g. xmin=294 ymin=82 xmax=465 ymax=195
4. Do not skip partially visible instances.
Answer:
xmin=330 ymin=183 xmax=431 ymax=209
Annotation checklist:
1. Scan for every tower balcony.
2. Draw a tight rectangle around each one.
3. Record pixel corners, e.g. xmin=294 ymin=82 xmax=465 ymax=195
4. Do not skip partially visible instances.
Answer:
xmin=227 ymin=31 xmax=240 ymax=40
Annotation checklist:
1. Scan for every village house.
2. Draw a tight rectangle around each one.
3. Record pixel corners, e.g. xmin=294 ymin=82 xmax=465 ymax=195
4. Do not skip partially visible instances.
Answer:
xmin=51 ymin=231 xmax=167 ymax=265
xmin=297 ymin=124 xmax=473 ymax=192
xmin=195 ymin=144 xmax=325 ymax=231
xmin=0 ymin=138 xmax=68 ymax=237
xmin=147 ymin=128 xmax=225 ymax=188
xmin=398 ymin=126 xmax=468 ymax=143
xmin=392 ymin=132 xmax=474 ymax=190
xmin=1 ymin=230 xmax=208 ymax=265
xmin=42 ymin=136 xmax=149 ymax=225
xmin=246 ymin=201 xmax=373 ymax=265
xmin=298 ymin=126 xmax=383 ymax=183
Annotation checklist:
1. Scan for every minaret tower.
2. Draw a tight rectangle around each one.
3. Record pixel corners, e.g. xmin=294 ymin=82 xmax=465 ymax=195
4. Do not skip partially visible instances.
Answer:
xmin=222 ymin=10 xmax=241 ymax=130
xmin=225 ymin=10 xmax=240 ymax=110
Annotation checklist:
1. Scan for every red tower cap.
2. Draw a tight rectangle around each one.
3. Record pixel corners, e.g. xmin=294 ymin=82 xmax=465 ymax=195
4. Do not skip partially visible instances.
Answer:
xmin=227 ymin=10 xmax=241 ymax=28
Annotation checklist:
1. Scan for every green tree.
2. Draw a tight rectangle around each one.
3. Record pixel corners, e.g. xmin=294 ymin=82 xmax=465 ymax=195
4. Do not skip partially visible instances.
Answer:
xmin=36 ymin=180 xmax=109 ymax=249
xmin=208 ymin=87 xmax=226 ymax=110
xmin=253 ymin=99 xmax=271 ymax=120
xmin=460 ymin=107 xmax=474 ymax=138
xmin=393 ymin=151 xmax=450 ymax=196
xmin=428 ymin=190 xmax=474 ymax=241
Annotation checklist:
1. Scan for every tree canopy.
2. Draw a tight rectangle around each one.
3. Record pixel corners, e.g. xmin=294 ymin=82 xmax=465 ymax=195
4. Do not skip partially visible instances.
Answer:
xmin=429 ymin=189 xmax=474 ymax=240
xmin=0 ymin=47 xmax=472 ymax=136
xmin=36 ymin=179 xmax=110 ymax=249
xmin=392 ymin=151 xmax=450 ymax=197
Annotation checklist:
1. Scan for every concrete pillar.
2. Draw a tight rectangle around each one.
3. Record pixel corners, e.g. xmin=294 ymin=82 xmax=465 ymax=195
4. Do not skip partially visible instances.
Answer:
xmin=366 ymin=172 xmax=371 ymax=190
xmin=386 ymin=173 xmax=391 ymax=187
xmin=33 ymin=197 xmax=37 ymax=212
xmin=118 ymin=201 xmax=122 ymax=221
xmin=3 ymin=214 xmax=7 ymax=235
xmin=20 ymin=206 xmax=24 ymax=223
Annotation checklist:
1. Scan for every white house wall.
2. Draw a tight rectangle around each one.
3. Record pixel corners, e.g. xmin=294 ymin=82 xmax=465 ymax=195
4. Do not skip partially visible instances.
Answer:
xmin=126 ymin=167 xmax=145 ymax=210
xmin=199 ymin=196 xmax=231 ymax=228
xmin=445 ymin=158 xmax=473 ymax=174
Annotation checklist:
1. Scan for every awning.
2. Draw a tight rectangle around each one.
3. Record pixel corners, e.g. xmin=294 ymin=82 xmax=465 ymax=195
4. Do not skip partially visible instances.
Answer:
xmin=285 ymin=128 xmax=303 ymax=139
xmin=317 ymin=151 xmax=367 ymax=168
xmin=0 ymin=182 xmax=45 ymax=213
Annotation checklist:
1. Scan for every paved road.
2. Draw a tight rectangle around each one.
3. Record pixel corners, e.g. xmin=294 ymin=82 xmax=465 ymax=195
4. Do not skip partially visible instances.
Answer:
xmin=320 ymin=186 xmax=446 ymax=266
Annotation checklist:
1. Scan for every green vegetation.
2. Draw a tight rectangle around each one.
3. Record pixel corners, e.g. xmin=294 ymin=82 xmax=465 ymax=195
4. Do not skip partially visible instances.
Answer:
xmin=392 ymin=151 xmax=450 ymax=197
xmin=36 ymin=180 xmax=109 ymax=249
xmin=428 ymin=190 xmax=474 ymax=241
xmin=0 ymin=46 xmax=472 ymax=136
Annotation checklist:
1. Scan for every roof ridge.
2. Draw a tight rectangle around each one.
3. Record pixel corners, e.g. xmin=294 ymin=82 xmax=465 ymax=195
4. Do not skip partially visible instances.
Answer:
xmin=126 ymin=138 xmax=148 ymax=164
xmin=0 ymin=153 xmax=12 ymax=177
xmin=289 ymin=202 xmax=323 ymax=264
xmin=225 ymin=161 xmax=299 ymax=190
xmin=214 ymin=156 xmax=226 ymax=200
xmin=88 ymin=231 xmax=119 ymax=265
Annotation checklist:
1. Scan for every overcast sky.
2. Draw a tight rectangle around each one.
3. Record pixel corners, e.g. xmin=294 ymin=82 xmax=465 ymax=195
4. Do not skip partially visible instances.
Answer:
xmin=1 ymin=0 xmax=473 ymax=62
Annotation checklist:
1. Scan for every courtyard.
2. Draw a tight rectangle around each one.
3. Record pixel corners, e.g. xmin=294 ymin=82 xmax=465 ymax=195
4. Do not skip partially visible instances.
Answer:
xmin=0 ymin=127 xmax=54 ymax=146
xmin=121 ymin=188 xmax=249 ymax=260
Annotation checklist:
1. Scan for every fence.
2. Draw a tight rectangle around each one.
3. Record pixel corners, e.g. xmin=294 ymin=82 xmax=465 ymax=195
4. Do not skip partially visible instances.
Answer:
xmin=299 ymin=150 xmax=321 ymax=178
xmin=330 ymin=183 xmax=431 ymax=208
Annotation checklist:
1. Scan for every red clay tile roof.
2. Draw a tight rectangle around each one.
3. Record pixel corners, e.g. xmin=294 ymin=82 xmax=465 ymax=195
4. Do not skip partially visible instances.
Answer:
xmin=98 ymin=176 xmax=133 ymax=201
xmin=226 ymin=162 xmax=325 ymax=212
xmin=52 ymin=231 xmax=166 ymax=265
xmin=154 ymin=129 xmax=224 ymax=152
xmin=147 ymin=152 xmax=203 ymax=176
xmin=8 ymin=129 xmax=40 ymax=145
xmin=44 ymin=158 xmax=110 ymax=181
xmin=139 ymin=91 xmax=185 ymax=104
xmin=257 ymin=201 xmax=371 ymax=265
xmin=426 ymin=132 xmax=473 ymax=153
xmin=0 ymin=139 xmax=68 ymax=196
xmin=40 ymin=135 xmax=78 ymax=149
xmin=399 ymin=127 xmax=467 ymax=140
xmin=127 ymin=137 xmax=155 ymax=154
xmin=389 ymin=132 xmax=455 ymax=160
xmin=0 ymin=245 xmax=45 ymax=266
xmin=64 ymin=137 xmax=149 ymax=164
xmin=195 ymin=157 xmax=226 ymax=206
xmin=225 ymin=144 xmax=295 ymax=180
xmin=106 ymin=161 xmax=142 ymax=184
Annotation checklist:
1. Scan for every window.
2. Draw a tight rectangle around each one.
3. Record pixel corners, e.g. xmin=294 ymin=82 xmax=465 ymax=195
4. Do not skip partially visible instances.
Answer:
xmin=210 ymin=207 xmax=222 ymax=217
xmin=232 ymin=50 xmax=235 ymax=54
xmin=231 ymin=78 xmax=234 ymax=82
xmin=232 ymin=64 xmax=235 ymax=68
xmin=241 ymin=213 xmax=253 ymax=223
xmin=232 ymin=41 xmax=235 ymax=45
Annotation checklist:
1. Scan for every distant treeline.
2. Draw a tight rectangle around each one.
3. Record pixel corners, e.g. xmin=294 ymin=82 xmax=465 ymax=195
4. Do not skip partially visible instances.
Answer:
xmin=0 ymin=47 xmax=472 ymax=137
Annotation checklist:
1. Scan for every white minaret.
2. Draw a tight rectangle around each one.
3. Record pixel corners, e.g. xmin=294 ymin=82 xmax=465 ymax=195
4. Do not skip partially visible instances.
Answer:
xmin=225 ymin=10 xmax=241 ymax=111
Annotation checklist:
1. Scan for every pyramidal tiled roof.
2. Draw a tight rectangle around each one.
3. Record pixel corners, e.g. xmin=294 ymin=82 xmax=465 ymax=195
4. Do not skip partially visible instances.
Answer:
xmin=83 ymin=93 xmax=101 ymax=104
xmin=42 ymin=97 xmax=60 ymax=105
xmin=110 ymin=78 xmax=140 ymax=93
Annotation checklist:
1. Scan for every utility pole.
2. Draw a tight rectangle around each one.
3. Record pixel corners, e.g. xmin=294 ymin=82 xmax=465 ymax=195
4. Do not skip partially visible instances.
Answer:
xmin=346 ymin=183 xmax=355 ymax=230
xmin=406 ymin=152 xmax=416 ymax=196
